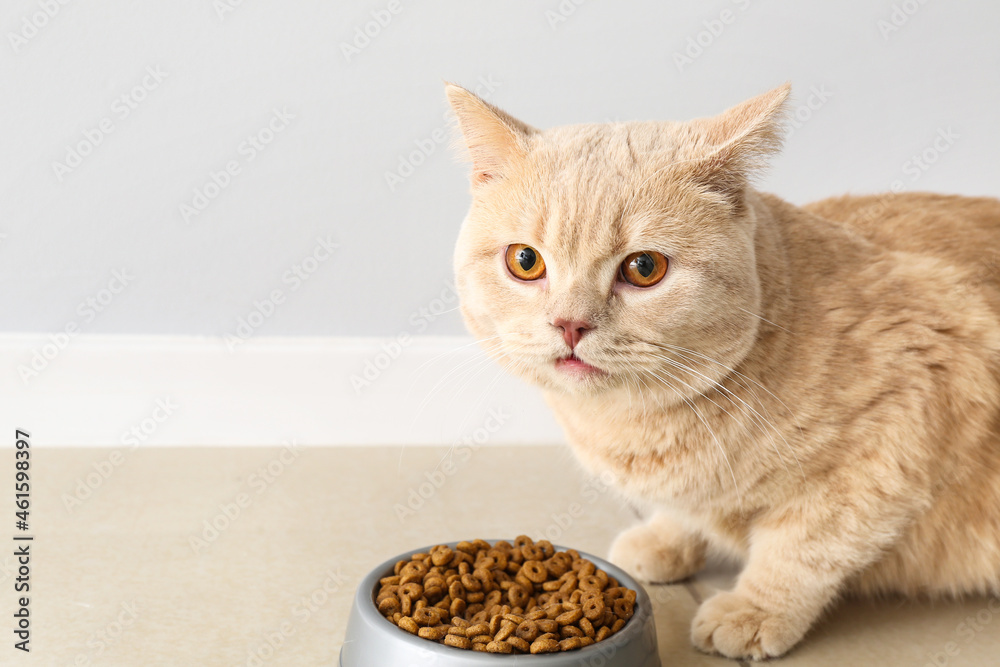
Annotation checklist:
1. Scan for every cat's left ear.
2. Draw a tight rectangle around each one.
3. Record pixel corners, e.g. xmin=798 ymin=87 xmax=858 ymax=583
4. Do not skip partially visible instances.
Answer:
xmin=445 ymin=83 xmax=535 ymax=187
xmin=687 ymin=83 xmax=790 ymax=208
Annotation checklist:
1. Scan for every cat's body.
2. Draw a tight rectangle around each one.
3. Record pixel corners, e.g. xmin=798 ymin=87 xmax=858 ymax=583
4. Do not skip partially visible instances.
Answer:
xmin=551 ymin=191 xmax=1000 ymax=597
xmin=446 ymin=83 xmax=1000 ymax=659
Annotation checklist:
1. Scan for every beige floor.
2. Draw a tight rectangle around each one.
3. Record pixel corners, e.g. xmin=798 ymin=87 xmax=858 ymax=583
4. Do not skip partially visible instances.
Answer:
xmin=5 ymin=446 xmax=998 ymax=666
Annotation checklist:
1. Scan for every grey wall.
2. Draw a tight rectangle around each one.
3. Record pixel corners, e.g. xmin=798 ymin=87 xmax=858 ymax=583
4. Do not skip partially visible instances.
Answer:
xmin=3 ymin=0 xmax=998 ymax=337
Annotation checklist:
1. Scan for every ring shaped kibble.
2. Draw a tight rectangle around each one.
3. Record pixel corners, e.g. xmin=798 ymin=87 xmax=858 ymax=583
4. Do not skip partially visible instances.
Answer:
xmin=375 ymin=537 xmax=637 ymax=654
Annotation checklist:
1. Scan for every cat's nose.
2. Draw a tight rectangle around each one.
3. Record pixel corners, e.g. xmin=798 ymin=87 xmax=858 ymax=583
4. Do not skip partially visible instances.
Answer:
xmin=552 ymin=318 xmax=593 ymax=349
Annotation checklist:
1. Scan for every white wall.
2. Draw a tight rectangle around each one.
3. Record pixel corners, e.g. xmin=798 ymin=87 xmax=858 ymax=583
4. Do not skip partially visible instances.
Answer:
xmin=2 ymin=0 xmax=998 ymax=338
xmin=2 ymin=1 xmax=998 ymax=446
xmin=0 ymin=334 xmax=566 ymax=447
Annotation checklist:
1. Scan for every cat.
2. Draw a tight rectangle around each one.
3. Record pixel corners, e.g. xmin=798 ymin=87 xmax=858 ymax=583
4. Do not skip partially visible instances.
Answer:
xmin=445 ymin=81 xmax=1000 ymax=660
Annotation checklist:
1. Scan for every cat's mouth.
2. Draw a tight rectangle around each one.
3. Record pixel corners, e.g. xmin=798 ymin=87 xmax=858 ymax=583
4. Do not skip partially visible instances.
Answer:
xmin=555 ymin=352 xmax=605 ymax=378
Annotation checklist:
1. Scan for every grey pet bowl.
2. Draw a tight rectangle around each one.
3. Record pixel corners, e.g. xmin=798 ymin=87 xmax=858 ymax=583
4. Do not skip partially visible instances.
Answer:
xmin=340 ymin=541 xmax=661 ymax=667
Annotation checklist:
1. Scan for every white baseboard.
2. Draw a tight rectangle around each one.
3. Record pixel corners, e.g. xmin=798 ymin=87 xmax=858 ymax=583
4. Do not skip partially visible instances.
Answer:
xmin=0 ymin=334 xmax=565 ymax=447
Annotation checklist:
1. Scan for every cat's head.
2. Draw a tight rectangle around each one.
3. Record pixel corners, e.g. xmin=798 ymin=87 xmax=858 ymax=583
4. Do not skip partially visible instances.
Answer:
xmin=447 ymin=84 xmax=789 ymax=400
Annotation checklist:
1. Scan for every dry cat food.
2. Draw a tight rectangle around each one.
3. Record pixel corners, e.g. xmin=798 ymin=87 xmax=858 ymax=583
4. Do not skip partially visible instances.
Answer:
xmin=375 ymin=537 xmax=636 ymax=654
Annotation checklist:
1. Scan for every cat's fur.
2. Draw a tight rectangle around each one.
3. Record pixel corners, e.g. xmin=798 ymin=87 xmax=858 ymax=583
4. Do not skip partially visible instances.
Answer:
xmin=446 ymin=82 xmax=1000 ymax=660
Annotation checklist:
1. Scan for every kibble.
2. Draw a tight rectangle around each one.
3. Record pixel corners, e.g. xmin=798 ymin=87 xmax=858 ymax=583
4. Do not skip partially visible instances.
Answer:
xmin=376 ymin=538 xmax=636 ymax=654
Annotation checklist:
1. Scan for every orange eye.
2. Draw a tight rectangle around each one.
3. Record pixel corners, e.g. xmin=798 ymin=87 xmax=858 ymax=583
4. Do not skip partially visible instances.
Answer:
xmin=505 ymin=244 xmax=546 ymax=281
xmin=620 ymin=251 xmax=668 ymax=287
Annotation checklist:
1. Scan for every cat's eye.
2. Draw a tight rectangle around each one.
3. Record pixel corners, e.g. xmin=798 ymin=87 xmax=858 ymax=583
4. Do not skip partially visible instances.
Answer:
xmin=620 ymin=251 xmax=668 ymax=287
xmin=505 ymin=244 xmax=546 ymax=281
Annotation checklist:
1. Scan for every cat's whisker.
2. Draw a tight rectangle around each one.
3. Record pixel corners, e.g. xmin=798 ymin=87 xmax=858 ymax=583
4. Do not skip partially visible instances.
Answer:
xmin=406 ymin=332 xmax=531 ymax=398
xmin=431 ymin=358 xmax=521 ymax=469
xmin=406 ymin=339 xmax=508 ymax=432
xmin=434 ymin=342 xmax=523 ymax=417
xmin=401 ymin=343 xmax=529 ymax=474
xmin=451 ymin=349 xmax=526 ymax=438
xmin=645 ymin=342 xmax=804 ymax=476
xmin=400 ymin=341 xmax=506 ymax=473
xmin=629 ymin=371 xmax=653 ymax=419
xmin=445 ymin=341 xmax=531 ymax=415
xmin=651 ymin=344 xmax=807 ymax=475
xmin=643 ymin=365 xmax=744 ymax=509
xmin=647 ymin=352 xmax=796 ymax=479
xmin=736 ymin=306 xmax=796 ymax=335
xmin=645 ymin=341 xmax=802 ymax=433
xmin=663 ymin=346 xmax=768 ymax=414
xmin=647 ymin=352 xmax=787 ymax=472
xmin=443 ymin=352 xmax=537 ymax=461
xmin=604 ymin=349 xmax=635 ymax=414
xmin=656 ymin=347 xmax=806 ymax=480
xmin=607 ymin=349 xmax=650 ymax=420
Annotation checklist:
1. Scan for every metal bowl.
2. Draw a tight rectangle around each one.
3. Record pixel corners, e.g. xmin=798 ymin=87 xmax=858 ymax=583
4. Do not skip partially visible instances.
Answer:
xmin=340 ymin=541 xmax=660 ymax=667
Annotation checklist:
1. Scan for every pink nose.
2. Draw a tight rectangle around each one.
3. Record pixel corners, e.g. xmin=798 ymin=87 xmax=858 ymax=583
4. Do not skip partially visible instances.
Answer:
xmin=553 ymin=318 xmax=593 ymax=349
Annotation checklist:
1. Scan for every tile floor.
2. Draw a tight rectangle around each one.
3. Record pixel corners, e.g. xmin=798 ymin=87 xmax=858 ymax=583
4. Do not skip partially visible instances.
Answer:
xmin=4 ymin=446 xmax=997 ymax=665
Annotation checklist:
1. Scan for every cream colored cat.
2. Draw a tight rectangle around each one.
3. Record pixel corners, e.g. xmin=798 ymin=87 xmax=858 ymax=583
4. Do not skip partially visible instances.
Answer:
xmin=446 ymin=82 xmax=1000 ymax=660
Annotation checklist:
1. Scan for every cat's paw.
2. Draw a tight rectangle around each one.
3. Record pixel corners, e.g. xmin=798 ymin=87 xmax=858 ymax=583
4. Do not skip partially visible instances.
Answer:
xmin=691 ymin=591 xmax=806 ymax=660
xmin=608 ymin=521 xmax=706 ymax=583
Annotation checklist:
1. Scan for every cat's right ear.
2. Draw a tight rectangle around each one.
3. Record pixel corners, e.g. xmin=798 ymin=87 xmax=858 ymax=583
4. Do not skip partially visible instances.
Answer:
xmin=685 ymin=83 xmax=791 ymax=209
xmin=445 ymin=83 xmax=534 ymax=187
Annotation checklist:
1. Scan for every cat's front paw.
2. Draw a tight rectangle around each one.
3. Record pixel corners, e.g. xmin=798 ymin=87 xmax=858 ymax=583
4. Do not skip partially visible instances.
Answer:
xmin=608 ymin=519 xmax=706 ymax=583
xmin=691 ymin=591 xmax=806 ymax=660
